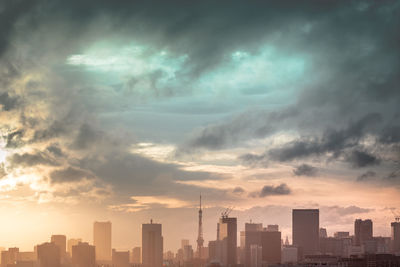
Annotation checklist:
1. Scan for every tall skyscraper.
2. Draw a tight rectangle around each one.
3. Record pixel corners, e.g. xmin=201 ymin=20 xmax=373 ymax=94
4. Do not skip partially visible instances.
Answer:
xmin=292 ymin=209 xmax=319 ymax=258
xmin=391 ymin=221 xmax=400 ymax=254
xmin=71 ymin=242 xmax=95 ymax=267
xmin=261 ymin=230 xmax=281 ymax=264
xmin=51 ymin=235 xmax=66 ymax=256
xmin=197 ymin=195 xmax=204 ymax=259
xmin=37 ymin=242 xmax=60 ymax=267
xmin=93 ymin=221 xmax=112 ymax=261
xmin=142 ymin=220 xmax=163 ymax=267
xmin=243 ymin=223 xmax=263 ymax=267
xmin=354 ymin=219 xmax=373 ymax=246
xmin=218 ymin=216 xmax=237 ymax=267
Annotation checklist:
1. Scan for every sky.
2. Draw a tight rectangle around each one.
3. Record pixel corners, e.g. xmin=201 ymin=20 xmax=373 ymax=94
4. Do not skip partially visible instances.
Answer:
xmin=0 ymin=0 xmax=400 ymax=252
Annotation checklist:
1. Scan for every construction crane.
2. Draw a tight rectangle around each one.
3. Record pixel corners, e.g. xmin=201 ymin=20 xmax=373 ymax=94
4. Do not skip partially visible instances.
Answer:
xmin=221 ymin=207 xmax=234 ymax=218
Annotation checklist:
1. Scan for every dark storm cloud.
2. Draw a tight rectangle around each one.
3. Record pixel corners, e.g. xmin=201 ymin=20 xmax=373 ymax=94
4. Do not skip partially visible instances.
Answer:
xmin=293 ymin=164 xmax=317 ymax=176
xmin=70 ymin=123 xmax=101 ymax=150
xmin=0 ymin=92 xmax=18 ymax=111
xmin=46 ymin=144 xmax=64 ymax=157
xmin=5 ymin=129 xmax=24 ymax=148
xmin=250 ymin=183 xmax=291 ymax=198
xmin=50 ymin=166 xmax=95 ymax=183
xmin=9 ymin=151 xmax=59 ymax=167
xmin=346 ymin=150 xmax=380 ymax=168
xmin=0 ymin=0 xmax=399 ymax=205
xmin=0 ymin=0 xmax=38 ymax=57
xmin=379 ymin=125 xmax=400 ymax=144
xmin=238 ymin=113 xmax=383 ymax=166
xmin=268 ymin=113 xmax=382 ymax=161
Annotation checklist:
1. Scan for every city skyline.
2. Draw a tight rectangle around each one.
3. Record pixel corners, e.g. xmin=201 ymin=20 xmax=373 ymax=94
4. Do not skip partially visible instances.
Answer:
xmin=0 ymin=205 xmax=398 ymax=252
xmin=0 ymin=0 xmax=400 ymax=256
xmin=1 ymin=206 xmax=400 ymax=266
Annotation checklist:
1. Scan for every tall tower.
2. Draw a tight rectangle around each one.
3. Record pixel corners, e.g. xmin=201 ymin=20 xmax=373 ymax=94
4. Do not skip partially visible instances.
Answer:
xmin=197 ymin=195 xmax=204 ymax=259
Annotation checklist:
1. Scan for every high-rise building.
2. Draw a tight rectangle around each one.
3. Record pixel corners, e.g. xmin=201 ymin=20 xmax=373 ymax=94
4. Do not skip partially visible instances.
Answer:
xmin=71 ymin=242 xmax=95 ymax=267
xmin=354 ymin=219 xmax=373 ymax=246
xmin=391 ymin=222 xmax=400 ymax=254
xmin=68 ymin=239 xmax=82 ymax=256
xmin=131 ymin=247 xmax=141 ymax=264
xmin=292 ymin=209 xmax=319 ymax=258
xmin=218 ymin=216 xmax=237 ymax=267
xmin=243 ymin=223 xmax=263 ymax=267
xmin=93 ymin=221 xmax=112 ymax=261
xmin=1 ymin=247 xmax=19 ymax=267
xmin=261 ymin=230 xmax=281 ymax=264
xmin=112 ymin=249 xmax=130 ymax=267
xmin=142 ymin=220 xmax=163 ymax=267
xmin=37 ymin=242 xmax=60 ymax=267
xmin=51 ymin=235 xmax=66 ymax=256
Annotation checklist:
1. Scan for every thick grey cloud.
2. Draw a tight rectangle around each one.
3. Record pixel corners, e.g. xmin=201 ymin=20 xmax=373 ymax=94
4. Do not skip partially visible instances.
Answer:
xmin=70 ymin=123 xmax=101 ymax=150
xmin=5 ymin=130 xmax=24 ymax=148
xmin=9 ymin=151 xmax=59 ymax=167
xmin=0 ymin=92 xmax=18 ymax=111
xmin=50 ymin=166 xmax=95 ymax=183
xmin=250 ymin=183 xmax=291 ymax=198
xmin=239 ymin=152 xmax=268 ymax=168
xmin=46 ymin=144 xmax=64 ymax=157
xmin=293 ymin=164 xmax=317 ymax=177
xmin=0 ymin=0 xmax=38 ymax=57
xmin=268 ymin=113 xmax=382 ymax=162
xmin=346 ymin=150 xmax=380 ymax=168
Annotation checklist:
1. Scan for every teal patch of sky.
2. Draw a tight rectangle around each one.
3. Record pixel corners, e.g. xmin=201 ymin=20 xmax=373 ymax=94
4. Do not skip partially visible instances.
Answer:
xmin=63 ymin=42 xmax=309 ymax=142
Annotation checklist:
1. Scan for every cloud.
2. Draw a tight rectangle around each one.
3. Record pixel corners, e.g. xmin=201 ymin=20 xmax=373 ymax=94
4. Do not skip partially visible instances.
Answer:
xmin=0 ymin=0 xmax=38 ymax=57
xmin=250 ymin=183 xmax=291 ymax=198
xmin=0 ymin=92 xmax=18 ymax=111
xmin=70 ymin=123 xmax=101 ymax=150
xmin=268 ymin=113 xmax=382 ymax=162
xmin=232 ymin=186 xmax=245 ymax=194
xmin=346 ymin=150 xmax=380 ymax=168
xmin=324 ymin=205 xmax=373 ymax=216
xmin=46 ymin=144 xmax=64 ymax=157
xmin=5 ymin=130 xmax=24 ymax=148
xmin=357 ymin=170 xmax=376 ymax=181
xmin=293 ymin=164 xmax=317 ymax=176
xmin=9 ymin=151 xmax=59 ymax=167
xmin=49 ymin=166 xmax=95 ymax=183
xmin=239 ymin=152 xmax=268 ymax=168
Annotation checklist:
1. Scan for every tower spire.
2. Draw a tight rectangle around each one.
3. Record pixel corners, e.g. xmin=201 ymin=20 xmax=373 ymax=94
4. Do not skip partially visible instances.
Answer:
xmin=197 ymin=194 xmax=204 ymax=260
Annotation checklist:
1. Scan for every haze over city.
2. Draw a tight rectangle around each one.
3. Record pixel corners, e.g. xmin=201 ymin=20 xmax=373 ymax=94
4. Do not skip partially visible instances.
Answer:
xmin=0 ymin=1 xmax=400 ymax=265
